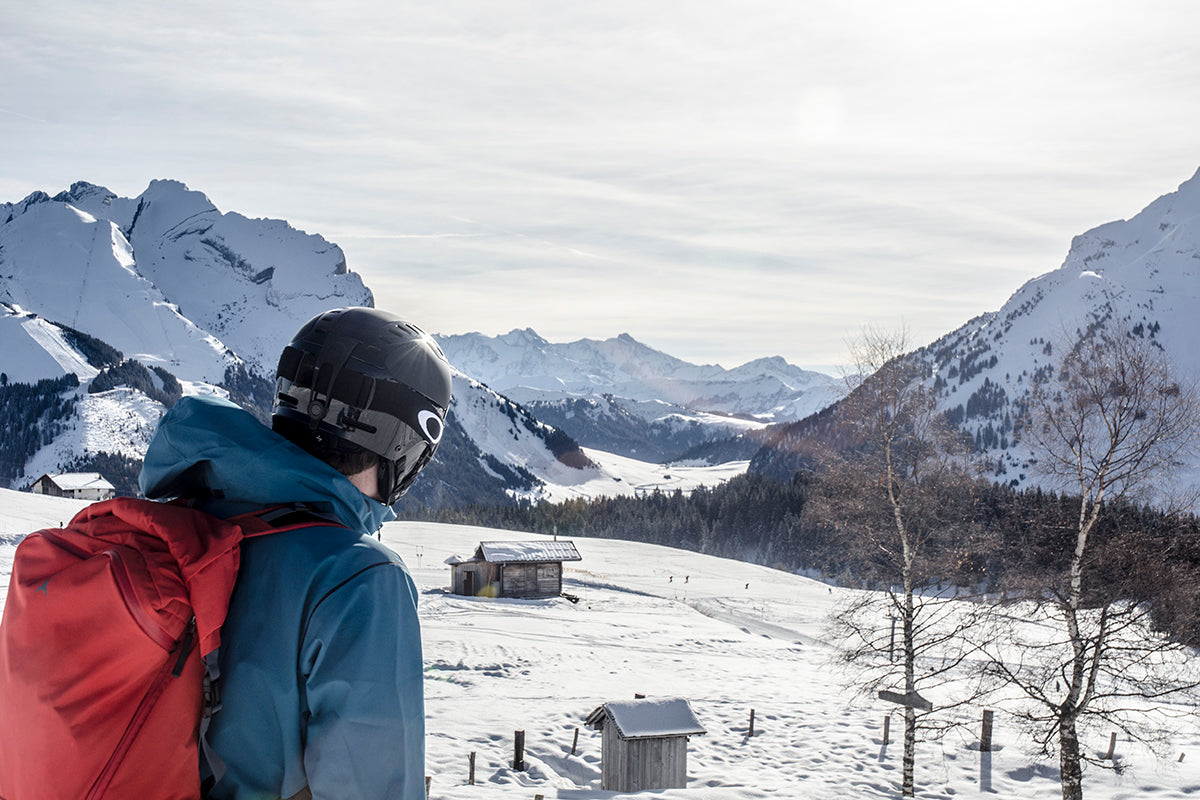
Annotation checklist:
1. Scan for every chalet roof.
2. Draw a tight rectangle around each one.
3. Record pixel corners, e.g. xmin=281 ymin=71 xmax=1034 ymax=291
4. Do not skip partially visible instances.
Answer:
xmin=473 ymin=540 xmax=581 ymax=564
xmin=585 ymin=698 xmax=706 ymax=740
xmin=38 ymin=472 xmax=115 ymax=492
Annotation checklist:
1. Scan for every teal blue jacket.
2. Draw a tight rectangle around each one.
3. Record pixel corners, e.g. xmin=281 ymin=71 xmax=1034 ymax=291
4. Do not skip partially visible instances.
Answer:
xmin=139 ymin=395 xmax=424 ymax=800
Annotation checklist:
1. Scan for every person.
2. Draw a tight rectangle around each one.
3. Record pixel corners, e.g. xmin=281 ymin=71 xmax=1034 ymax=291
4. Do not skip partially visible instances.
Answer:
xmin=138 ymin=307 xmax=452 ymax=799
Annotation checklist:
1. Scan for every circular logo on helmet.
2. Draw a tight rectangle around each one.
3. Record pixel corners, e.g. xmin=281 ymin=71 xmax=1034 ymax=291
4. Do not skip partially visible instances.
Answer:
xmin=417 ymin=409 xmax=444 ymax=444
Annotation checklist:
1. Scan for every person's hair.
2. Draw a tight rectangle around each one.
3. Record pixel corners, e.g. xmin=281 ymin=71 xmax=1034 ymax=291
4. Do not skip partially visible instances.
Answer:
xmin=272 ymin=416 xmax=380 ymax=477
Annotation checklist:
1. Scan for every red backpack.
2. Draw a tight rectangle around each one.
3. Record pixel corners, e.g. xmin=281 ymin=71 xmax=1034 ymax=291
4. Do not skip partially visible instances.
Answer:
xmin=0 ymin=497 xmax=342 ymax=800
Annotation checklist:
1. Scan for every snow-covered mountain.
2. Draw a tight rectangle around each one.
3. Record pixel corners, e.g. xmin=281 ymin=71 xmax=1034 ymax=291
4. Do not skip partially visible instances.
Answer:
xmin=0 ymin=181 xmax=761 ymax=504
xmin=754 ymin=166 xmax=1200 ymax=490
xmin=2 ymin=180 xmax=373 ymax=380
xmin=437 ymin=328 xmax=841 ymax=461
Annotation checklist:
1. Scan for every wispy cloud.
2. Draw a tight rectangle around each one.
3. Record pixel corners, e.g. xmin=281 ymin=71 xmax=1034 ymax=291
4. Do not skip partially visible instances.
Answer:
xmin=4 ymin=0 xmax=1200 ymax=369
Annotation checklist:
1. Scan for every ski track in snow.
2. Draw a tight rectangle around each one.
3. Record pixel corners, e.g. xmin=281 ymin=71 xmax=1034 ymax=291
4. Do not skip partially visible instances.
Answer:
xmin=3 ymin=490 xmax=1200 ymax=799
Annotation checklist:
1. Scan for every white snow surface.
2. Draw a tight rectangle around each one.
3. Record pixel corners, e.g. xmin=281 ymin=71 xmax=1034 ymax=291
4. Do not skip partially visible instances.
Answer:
xmin=3 ymin=487 xmax=1199 ymax=799
xmin=556 ymin=450 xmax=750 ymax=503
xmin=0 ymin=311 xmax=98 ymax=383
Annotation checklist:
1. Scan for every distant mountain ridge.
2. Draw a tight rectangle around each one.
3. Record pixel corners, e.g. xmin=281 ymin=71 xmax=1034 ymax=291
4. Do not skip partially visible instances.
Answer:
xmin=436 ymin=328 xmax=842 ymax=461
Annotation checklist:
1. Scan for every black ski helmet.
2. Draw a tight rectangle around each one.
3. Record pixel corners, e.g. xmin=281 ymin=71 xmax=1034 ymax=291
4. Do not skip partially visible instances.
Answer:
xmin=273 ymin=307 xmax=452 ymax=504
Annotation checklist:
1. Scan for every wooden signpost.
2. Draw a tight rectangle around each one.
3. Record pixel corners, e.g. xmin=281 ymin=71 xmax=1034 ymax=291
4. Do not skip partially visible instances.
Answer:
xmin=878 ymin=689 xmax=933 ymax=712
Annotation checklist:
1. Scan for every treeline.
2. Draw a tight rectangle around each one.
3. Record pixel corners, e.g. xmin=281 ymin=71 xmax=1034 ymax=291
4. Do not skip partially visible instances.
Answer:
xmin=0 ymin=375 xmax=80 ymax=486
xmin=90 ymin=360 xmax=183 ymax=407
xmin=62 ymin=452 xmax=144 ymax=497
xmin=402 ymin=471 xmax=1200 ymax=646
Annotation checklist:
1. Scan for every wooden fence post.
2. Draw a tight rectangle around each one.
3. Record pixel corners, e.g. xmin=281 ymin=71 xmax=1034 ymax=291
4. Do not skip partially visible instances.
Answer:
xmin=571 ymin=727 xmax=580 ymax=756
xmin=424 ymin=775 xmax=431 ymax=799
xmin=1104 ymin=732 xmax=1117 ymax=760
xmin=980 ymin=709 xmax=994 ymax=753
xmin=882 ymin=714 xmax=891 ymax=745
xmin=748 ymin=708 xmax=756 ymax=738
xmin=469 ymin=751 xmax=476 ymax=785
xmin=514 ymin=730 xmax=526 ymax=771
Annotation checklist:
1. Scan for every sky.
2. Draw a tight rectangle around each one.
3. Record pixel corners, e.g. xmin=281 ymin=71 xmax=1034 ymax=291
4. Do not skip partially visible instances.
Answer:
xmin=3 ymin=1 xmax=1200 ymax=373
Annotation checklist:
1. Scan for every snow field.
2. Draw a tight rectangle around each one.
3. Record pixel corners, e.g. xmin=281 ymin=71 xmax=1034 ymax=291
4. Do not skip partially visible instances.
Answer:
xmin=389 ymin=521 xmax=1200 ymax=799
xmin=2 ymin=489 xmax=1199 ymax=798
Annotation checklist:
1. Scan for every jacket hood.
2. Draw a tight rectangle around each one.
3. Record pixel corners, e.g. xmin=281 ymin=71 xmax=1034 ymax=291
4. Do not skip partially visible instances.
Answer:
xmin=139 ymin=395 xmax=396 ymax=533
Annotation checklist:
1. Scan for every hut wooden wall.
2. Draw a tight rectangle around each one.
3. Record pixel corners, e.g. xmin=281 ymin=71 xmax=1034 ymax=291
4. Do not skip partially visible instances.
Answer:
xmin=452 ymin=561 xmax=564 ymax=598
xmin=600 ymin=726 xmax=689 ymax=792
xmin=500 ymin=563 xmax=562 ymax=598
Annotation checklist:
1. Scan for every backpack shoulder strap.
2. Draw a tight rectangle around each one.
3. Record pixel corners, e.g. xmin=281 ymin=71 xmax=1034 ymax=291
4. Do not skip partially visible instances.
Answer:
xmin=229 ymin=504 xmax=349 ymax=537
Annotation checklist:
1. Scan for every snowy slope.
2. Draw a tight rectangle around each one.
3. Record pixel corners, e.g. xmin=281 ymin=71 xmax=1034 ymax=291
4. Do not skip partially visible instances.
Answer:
xmin=2 ymin=488 xmax=1198 ymax=799
xmin=7 ymin=180 xmax=376 ymax=377
xmin=0 ymin=312 xmax=99 ymax=384
xmin=915 ymin=166 xmax=1200 ymax=487
xmin=0 ymin=198 xmax=235 ymax=381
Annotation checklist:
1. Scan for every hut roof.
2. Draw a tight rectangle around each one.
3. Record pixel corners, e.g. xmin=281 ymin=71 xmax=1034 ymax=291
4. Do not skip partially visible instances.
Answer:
xmin=585 ymin=698 xmax=706 ymax=740
xmin=474 ymin=540 xmax=581 ymax=564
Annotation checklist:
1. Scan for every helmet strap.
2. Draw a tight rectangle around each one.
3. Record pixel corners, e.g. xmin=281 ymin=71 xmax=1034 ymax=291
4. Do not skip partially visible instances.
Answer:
xmin=306 ymin=338 xmax=358 ymax=430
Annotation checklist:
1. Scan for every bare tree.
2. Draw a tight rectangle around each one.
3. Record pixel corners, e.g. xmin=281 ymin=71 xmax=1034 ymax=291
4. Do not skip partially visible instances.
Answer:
xmin=973 ymin=329 xmax=1200 ymax=800
xmin=812 ymin=325 xmax=983 ymax=798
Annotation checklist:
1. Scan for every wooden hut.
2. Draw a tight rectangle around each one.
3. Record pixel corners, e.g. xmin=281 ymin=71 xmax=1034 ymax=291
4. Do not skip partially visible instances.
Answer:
xmin=585 ymin=697 xmax=706 ymax=792
xmin=447 ymin=540 xmax=581 ymax=599
xmin=29 ymin=472 xmax=116 ymax=501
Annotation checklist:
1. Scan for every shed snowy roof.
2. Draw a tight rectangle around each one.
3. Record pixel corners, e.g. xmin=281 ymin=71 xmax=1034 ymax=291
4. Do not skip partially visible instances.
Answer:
xmin=41 ymin=472 xmax=115 ymax=491
xmin=585 ymin=698 xmax=706 ymax=740
xmin=474 ymin=540 xmax=581 ymax=564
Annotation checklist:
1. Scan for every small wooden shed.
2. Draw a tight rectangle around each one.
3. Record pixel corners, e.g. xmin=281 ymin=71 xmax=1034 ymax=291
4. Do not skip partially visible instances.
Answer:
xmin=446 ymin=540 xmax=581 ymax=599
xmin=29 ymin=472 xmax=116 ymax=501
xmin=585 ymin=697 xmax=706 ymax=792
